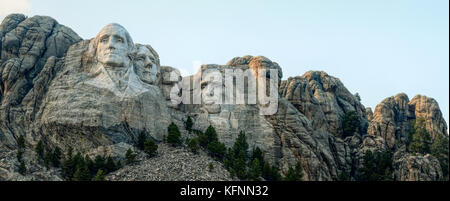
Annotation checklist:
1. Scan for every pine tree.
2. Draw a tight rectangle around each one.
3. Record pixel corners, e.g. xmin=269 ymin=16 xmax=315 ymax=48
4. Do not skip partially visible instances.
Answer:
xmin=18 ymin=160 xmax=26 ymax=175
xmin=44 ymin=149 xmax=53 ymax=167
xmin=234 ymin=153 xmax=247 ymax=180
xmin=205 ymin=125 xmax=218 ymax=144
xmin=409 ymin=118 xmax=432 ymax=154
xmin=105 ymin=156 xmax=117 ymax=173
xmin=208 ymin=163 xmax=214 ymax=172
xmin=94 ymin=155 xmax=106 ymax=173
xmin=137 ymin=130 xmax=147 ymax=150
xmin=187 ymin=138 xmax=200 ymax=154
xmin=94 ymin=169 xmax=106 ymax=181
xmin=359 ymin=150 xmax=393 ymax=181
xmin=167 ymin=123 xmax=182 ymax=147
xmin=17 ymin=135 xmax=25 ymax=150
xmin=16 ymin=149 xmax=24 ymax=162
xmin=85 ymin=155 xmax=95 ymax=176
xmin=73 ymin=163 xmax=90 ymax=181
xmin=431 ymin=134 xmax=449 ymax=180
xmin=125 ymin=148 xmax=137 ymax=164
xmin=284 ymin=162 xmax=304 ymax=181
xmin=342 ymin=111 xmax=360 ymax=138
xmin=248 ymin=158 xmax=262 ymax=181
xmin=144 ymin=138 xmax=158 ymax=157
xmin=185 ymin=116 xmax=194 ymax=133
xmin=252 ymin=147 xmax=264 ymax=170
xmin=262 ymin=162 xmax=281 ymax=181
xmin=207 ymin=141 xmax=226 ymax=161
xmin=354 ymin=93 xmax=361 ymax=102
xmin=62 ymin=147 xmax=76 ymax=180
xmin=52 ymin=147 xmax=62 ymax=167
xmin=223 ymin=148 xmax=234 ymax=171
xmin=35 ymin=140 xmax=45 ymax=159
xmin=233 ymin=131 xmax=249 ymax=160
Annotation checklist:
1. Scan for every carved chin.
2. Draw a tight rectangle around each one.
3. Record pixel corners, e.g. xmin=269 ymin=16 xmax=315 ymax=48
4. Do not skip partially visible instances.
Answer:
xmin=205 ymin=104 xmax=221 ymax=114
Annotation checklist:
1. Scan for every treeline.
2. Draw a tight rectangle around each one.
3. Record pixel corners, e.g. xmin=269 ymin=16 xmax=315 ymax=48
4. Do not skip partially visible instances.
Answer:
xmin=183 ymin=117 xmax=304 ymax=181
xmin=408 ymin=118 xmax=449 ymax=180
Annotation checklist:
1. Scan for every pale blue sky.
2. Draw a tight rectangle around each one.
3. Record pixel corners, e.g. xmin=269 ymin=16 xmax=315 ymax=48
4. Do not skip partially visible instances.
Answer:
xmin=1 ymin=0 xmax=449 ymax=127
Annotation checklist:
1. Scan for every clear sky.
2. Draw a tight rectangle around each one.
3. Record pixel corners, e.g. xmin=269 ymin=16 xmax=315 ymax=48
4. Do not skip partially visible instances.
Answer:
xmin=1 ymin=0 xmax=449 ymax=127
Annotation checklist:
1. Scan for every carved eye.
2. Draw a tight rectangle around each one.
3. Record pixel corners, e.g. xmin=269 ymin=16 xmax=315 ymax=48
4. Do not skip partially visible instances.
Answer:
xmin=201 ymin=82 xmax=208 ymax=89
xmin=117 ymin=38 xmax=123 ymax=43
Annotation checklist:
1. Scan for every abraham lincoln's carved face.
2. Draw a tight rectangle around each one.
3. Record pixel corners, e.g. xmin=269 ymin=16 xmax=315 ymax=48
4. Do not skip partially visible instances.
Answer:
xmin=135 ymin=44 xmax=159 ymax=84
xmin=96 ymin=24 xmax=133 ymax=68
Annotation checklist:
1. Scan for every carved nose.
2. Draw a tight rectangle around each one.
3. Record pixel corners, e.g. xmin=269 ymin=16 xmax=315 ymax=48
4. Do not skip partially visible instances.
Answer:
xmin=145 ymin=58 xmax=151 ymax=67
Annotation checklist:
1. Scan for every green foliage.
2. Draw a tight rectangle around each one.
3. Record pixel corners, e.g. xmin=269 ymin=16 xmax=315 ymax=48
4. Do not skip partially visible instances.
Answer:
xmin=17 ymin=135 xmax=25 ymax=150
xmin=409 ymin=118 xmax=432 ymax=155
xmin=35 ymin=140 xmax=45 ymax=159
xmin=16 ymin=135 xmax=25 ymax=166
xmin=94 ymin=169 xmax=106 ymax=181
xmin=207 ymin=141 xmax=226 ymax=161
xmin=52 ymin=147 xmax=62 ymax=168
xmin=167 ymin=123 xmax=182 ymax=146
xmin=144 ymin=138 xmax=158 ymax=157
xmin=62 ymin=147 xmax=75 ymax=180
xmin=262 ymin=162 xmax=281 ymax=181
xmin=354 ymin=93 xmax=361 ymax=102
xmin=338 ymin=171 xmax=350 ymax=181
xmin=18 ymin=160 xmax=26 ymax=175
xmin=94 ymin=155 xmax=106 ymax=172
xmin=284 ymin=162 xmax=304 ymax=181
xmin=105 ymin=156 xmax=117 ymax=173
xmin=125 ymin=148 xmax=137 ymax=164
xmin=61 ymin=147 xmax=120 ymax=181
xmin=431 ymin=134 xmax=449 ymax=179
xmin=137 ymin=130 xmax=147 ymax=150
xmin=199 ymin=125 xmax=218 ymax=148
xmin=73 ymin=161 xmax=90 ymax=181
xmin=360 ymin=150 xmax=393 ymax=181
xmin=248 ymin=158 xmax=262 ymax=181
xmin=185 ymin=116 xmax=194 ymax=133
xmin=208 ymin=163 xmax=214 ymax=172
xmin=187 ymin=138 xmax=200 ymax=154
xmin=233 ymin=131 xmax=249 ymax=159
xmin=342 ymin=111 xmax=360 ymax=138
xmin=16 ymin=150 xmax=24 ymax=162
xmin=44 ymin=149 xmax=53 ymax=167
xmin=233 ymin=154 xmax=247 ymax=179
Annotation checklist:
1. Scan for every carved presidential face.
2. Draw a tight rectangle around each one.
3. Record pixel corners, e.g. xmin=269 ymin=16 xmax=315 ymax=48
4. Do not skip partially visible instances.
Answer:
xmin=96 ymin=24 xmax=132 ymax=68
xmin=200 ymin=69 xmax=223 ymax=114
xmin=135 ymin=45 xmax=159 ymax=84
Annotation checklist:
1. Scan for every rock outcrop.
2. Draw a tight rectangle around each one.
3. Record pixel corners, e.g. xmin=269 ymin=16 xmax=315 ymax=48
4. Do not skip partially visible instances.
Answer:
xmin=1 ymin=14 xmax=81 ymax=150
xmin=280 ymin=71 xmax=368 ymax=137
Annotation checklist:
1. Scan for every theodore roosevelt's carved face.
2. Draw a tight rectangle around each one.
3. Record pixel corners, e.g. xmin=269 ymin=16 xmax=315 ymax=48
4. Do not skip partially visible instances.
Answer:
xmin=96 ymin=24 xmax=133 ymax=68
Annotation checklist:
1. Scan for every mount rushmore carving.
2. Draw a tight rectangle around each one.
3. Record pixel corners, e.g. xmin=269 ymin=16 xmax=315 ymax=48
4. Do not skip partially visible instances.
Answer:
xmin=0 ymin=14 xmax=448 ymax=181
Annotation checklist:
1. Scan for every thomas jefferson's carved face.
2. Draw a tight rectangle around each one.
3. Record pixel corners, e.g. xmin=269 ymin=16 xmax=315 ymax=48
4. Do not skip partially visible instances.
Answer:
xmin=96 ymin=24 xmax=131 ymax=68
xmin=135 ymin=45 xmax=158 ymax=84
xmin=200 ymin=69 xmax=222 ymax=114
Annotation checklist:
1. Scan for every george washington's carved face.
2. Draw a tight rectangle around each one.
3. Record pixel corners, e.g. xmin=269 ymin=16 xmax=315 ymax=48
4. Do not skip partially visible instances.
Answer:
xmin=96 ymin=24 xmax=133 ymax=68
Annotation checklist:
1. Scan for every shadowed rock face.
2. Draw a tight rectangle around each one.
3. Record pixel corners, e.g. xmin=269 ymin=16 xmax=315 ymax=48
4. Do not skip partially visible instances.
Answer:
xmin=1 ymin=14 xmax=81 ymax=149
xmin=280 ymin=71 xmax=368 ymax=137
xmin=367 ymin=93 xmax=448 ymax=149
xmin=0 ymin=14 xmax=447 ymax=181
